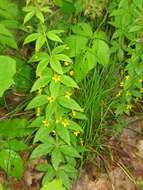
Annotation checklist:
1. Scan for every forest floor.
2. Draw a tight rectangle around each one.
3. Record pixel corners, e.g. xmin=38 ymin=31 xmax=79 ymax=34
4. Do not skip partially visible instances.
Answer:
xmin=0 ymin=106 xmax=143 ymax=190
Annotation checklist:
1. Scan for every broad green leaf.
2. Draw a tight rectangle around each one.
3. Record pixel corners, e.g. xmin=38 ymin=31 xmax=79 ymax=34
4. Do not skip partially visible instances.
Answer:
xmin=36 ymin=35 xmax=46 ymax=52
xmin=47 ymin=31 xmax=62 ymax=42
xmin=41 ymin=179 xmax=65 ymax=190
xmin=59 ymin=170 xmax=71 ymax=189
xmin=58 ymin=97 xmax=82 ymax=111
xmin=34 ymin=127 xmax=55 ymax=143
xmin=61 ymin=75 xmax=79 ymax=88
xmin=26 ymin=95 xmax=48 ymax=110
xmin=24 ymin=33 xmax=40 ymax=44
xmin=50 ymin=81 xmax=60 ymax=97
xmin=72 ymin=112 xmax=87 ymax=120
xmin=35 ymin=10 xmax=44 ymax=23
xmin=36 ymin=59 xmax=49 ymax=76
xmin=60 ymin=1 xmax=75 ymax=14
xmin=31 ymin=77 xmax=51 ymax=92
xmin=55 ymin=54 xmax=72 ymax=62
xmin=51 ymin=148 xmax=63 ymax=170
xmin=60 ymin=145 xmax=80 ymax=158
xmin=36 ymin=162 xmax=49 ymax=172
xmin=0 ymin=34 xmax=17 ymax=49
xmin=92 ymin=39 xmax=110 ymax=66
xmin=0 ymin=149 xmax=24 ymax=179
xmin=42 ymin=165 xmax=55 ymax=184
xmin=65 ymin=35 xmax=88 ymax=57
xmin=2 ymin=139 xmax=28 ymax=152
xmin=30 ymin=143 xmax=54 ymax=159
xmin=68 ymin=121 xmax=83 ymax=132
xmin=46 ymin=102 xmax=57 ymax=120
xmin=50 ymin=56 xmax=63 ymax=74
xmin=28 ymin=117 xmax=44 ymax=128
xmin=24 ymin=11 xmax=34 ymax=23
xmin=74 ymin=48 xmax=97 ymax=81
xmin=0 ymin=56 xmax=16 ymax=97
xmin=0 ymin=119 xmax=32 ymax=138
xmin=72 ymin=22 xmax=93 ymax=38
xmin=0 ymin=24 xmax=13 ymax=37
xmin=56 ymin=124 xmax=70 ymax=145
xmin=52 ymin=45 xmax=68 ymax=54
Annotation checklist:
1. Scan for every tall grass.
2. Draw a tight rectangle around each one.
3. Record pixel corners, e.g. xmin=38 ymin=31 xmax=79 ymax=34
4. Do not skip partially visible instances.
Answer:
xmin=78 ymin=63 xmax=119 ymax=153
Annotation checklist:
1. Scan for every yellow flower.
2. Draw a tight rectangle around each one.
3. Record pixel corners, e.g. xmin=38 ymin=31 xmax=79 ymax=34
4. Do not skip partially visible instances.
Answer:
xmin=125 ymin=75 xmax=130 ymax=80
xmin=62 ymin=119 xmax=69 ymax=128
xmin=72 ymin=110 xmax=76 ymax=117
xmin=42 ymin=119 xmax=49 ymax=127
xmin=127 ymin=104 xmax=133 ymax=110
xmin=116 ymin=91 xmax=121 ymax=97
xmin=47 ymin=96 xmax=54 ymax=103
xmin=69 ymin=70 xmax=74 ymax=76
xmin=65 ymin=92 xmax=72 ymax=99
xmin=52 ymin=74 xmax=61 ymax=83
xmin=64 ymin=61 xmax=70 ymax=66
xmin=139 ymin=79 xmax=143 ymax=83
xmin=120 ymin=81 xmax=124 ymax=87
xmin=37 ymin=88 xmax=42 ymax=95
xmin=140 ymin=88 xmax=143 ymax=93
xmin=74 ymin=131 xmax=80 ymax=136
xmin=36 ymin=107 xmax=41 ymax=117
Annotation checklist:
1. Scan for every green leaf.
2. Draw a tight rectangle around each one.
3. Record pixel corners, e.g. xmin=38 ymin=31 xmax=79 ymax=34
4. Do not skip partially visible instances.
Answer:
xmin=65 ymin=35 xmax=88 ymax=57
xmin=2 ymin=139 xmax=28 ymax=152
xmin=50 ymin=81 xmax=60 ymax=97
xmin=26 ymin=95 xmax=48 ymax=110
xmin=30 ymin=143 xmax=54 ymax=159
xmin=31 ymin=77 xmax=51 ymax=92
xmin=0 ymin=119 xmax=32 ymax=138
xmin=0 ymin=149 xmax=24 ymax=179
xmin=46 ymin=102 xmax=57 ymax=120
xmin=61 ymin=75 xmax=79 ymax=88
xmin=92 ymin=39 xmax=110 ymax=66
xmin=36 ymin=162 xmax=49 ymax=172
xmin=72 ymin=22 xmax=93 ymax=38
xmin=0 ymin=56 xmax=16 ymax=97
xmin=68 ymin=121 xmax=83 ymax=132
xmin=35 ymin=10 xmax=44 ymax=23
xmin=58 ymin=97 xmax=82 ymax=111
xmin=51 ymin=148 xmax=63 ymax=170
xmin=74 ymin=48 xmax=97 ymax=81
xmin=41 ymin=179 xmax=65 ymax=190
xmin=56 ymin=124 xmax=70 ymax=145
xmin=24 ymin=11 xmax=34 ymax=23
xmin=36 ymin=35 xmax=46 ymax=52
xmin=55 ymin=54 xmax=72 ymax=62
xmin=60 ymin=145 xmax=80 ymax=158
xmin=28 ymin=117 xmax=44 ymax=128
xmin=0 ymin=24 xmax=13 ymax=37
xmin=42 ymin=165 xmax=56 ymax=184
xmin=52 ymin=45 xmax=68 ymax=54
xmin=36 ymin=59 xmax=49 ymax=76
xmin=50 ymin=56 xmax=63 ymax=74
xmin=60 ymin=1 xmax=75 ymax=14
xmin=24 ymin=33 xmax=40 ymax=45
xmin=34 ymin=127 xmax=55 ymax=143
xmin=47 ymin=31 xmax=63 ymax=42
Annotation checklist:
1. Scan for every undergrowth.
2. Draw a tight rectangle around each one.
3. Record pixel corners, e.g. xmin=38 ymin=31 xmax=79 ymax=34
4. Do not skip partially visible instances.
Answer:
xmin=0 ymin=0 xmax=142 ymax=189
